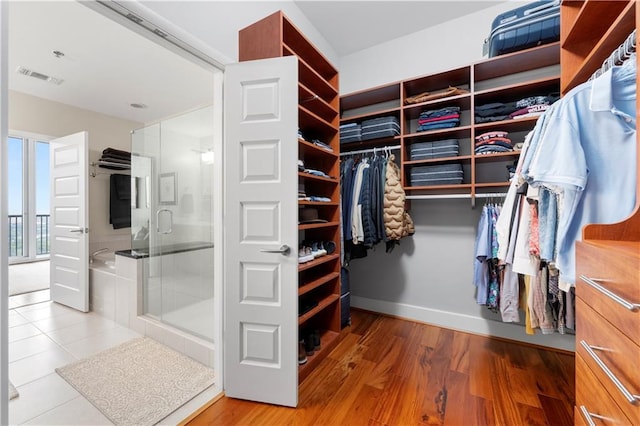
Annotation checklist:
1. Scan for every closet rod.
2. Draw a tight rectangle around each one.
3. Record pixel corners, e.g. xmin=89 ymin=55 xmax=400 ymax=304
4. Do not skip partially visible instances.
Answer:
xmin=340 ymin=145 xmax=401 ymax=157
xmin=589 ymin=29 xmax=636 ymax=81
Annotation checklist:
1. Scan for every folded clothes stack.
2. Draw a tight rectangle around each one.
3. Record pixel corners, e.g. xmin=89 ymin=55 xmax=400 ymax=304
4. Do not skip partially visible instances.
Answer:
xmin=474 ymin=131 xmax=513 ymax=155
xmin=475 ymin=93 xmax=560 ymax=124
xmin=360 ymin=116 xmax=400 ymax=141
xmin=409 ymin=139 xmax=459 ymax=160
xmin=340 ymin=123 xmax=362 ymax=144
xmin=416 ymin=106 xmax=460 ymax=132
xmin=409 ymin=163 xmax=464 ymax=186
xmin=99 ymin=148 xmax=130 ymax=169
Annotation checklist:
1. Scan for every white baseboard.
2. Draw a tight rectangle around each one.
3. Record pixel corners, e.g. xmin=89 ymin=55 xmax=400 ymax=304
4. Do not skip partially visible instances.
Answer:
xmin=350 ymin=295 xmax=575 ymax=352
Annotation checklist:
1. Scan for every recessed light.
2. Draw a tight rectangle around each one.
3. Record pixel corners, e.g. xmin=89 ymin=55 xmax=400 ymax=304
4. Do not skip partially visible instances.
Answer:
xmin=130 ymin=103 xmax=147 ymax=109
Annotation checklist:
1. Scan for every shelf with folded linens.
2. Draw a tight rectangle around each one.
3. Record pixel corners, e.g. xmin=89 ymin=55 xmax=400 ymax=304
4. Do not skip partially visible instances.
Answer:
xmin=339 ymin=43 xmax=560 ymax=201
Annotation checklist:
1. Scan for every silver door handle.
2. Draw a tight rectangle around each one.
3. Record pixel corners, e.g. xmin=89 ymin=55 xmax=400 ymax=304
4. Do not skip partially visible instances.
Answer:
xmin=156 ymin=209 xmax=173 ymax=234
xmin=260 ymin=245 xmax=291 ymax=256
xmin=70 ymin=228 xmax=88 ymax=234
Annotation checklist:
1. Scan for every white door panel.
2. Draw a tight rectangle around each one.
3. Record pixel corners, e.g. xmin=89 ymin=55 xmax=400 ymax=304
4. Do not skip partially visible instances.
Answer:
xmin=224 ymin=56 xmax=298 ymax=406
xmin=50 ymin=132 xmax=89 ymax=312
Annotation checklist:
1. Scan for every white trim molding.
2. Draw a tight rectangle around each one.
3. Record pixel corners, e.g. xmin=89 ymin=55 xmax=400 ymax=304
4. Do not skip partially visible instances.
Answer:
xmin=351 ymin=295 xmax=576 ymax=352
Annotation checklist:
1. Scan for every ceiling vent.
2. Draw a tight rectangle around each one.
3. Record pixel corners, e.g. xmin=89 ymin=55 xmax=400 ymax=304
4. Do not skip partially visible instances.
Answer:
xmin=15 ymin=66 xmax=64 ymax=85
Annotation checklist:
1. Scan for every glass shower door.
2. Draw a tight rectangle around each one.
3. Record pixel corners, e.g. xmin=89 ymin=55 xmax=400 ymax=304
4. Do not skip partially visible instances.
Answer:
xmin=132 ymin=106 xmax=215 ymax=342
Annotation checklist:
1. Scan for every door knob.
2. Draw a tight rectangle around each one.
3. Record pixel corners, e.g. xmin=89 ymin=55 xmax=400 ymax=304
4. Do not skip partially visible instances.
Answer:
xmin=260 ymin=245 xmax=291 ymax=256
xmin=69 ymin=228 xmax=88 ymax=234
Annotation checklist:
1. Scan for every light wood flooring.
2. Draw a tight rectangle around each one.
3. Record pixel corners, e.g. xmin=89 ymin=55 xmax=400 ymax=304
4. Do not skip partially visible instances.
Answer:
xmin=187 ymin=309 xmax=575 ymax=426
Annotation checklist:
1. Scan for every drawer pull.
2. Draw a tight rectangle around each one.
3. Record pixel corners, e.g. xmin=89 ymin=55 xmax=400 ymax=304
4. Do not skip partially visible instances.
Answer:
xmin=579 ymin=405 xmax=611 ymax=426
xmin=579 ymin=275 xmax=640 ymax=312
xmin=580 ymin=340 xmax=640 ymax=405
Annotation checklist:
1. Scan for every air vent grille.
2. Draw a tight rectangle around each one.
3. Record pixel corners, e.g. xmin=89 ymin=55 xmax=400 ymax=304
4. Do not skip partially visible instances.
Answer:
xmin=15 ymin=66 xmax=64 ymax=85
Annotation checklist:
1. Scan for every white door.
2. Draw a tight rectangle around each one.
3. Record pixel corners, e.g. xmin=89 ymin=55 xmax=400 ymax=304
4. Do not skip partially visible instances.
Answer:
xmin=223 ymin=56 xmax=299 ymax=406
xmin=49 ymin=132 xmax=89 ymax=312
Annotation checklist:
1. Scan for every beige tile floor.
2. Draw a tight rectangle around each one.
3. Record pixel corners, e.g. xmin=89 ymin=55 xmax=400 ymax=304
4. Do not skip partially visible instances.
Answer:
xmin=8 ymin=299 xmax=218 ymax=425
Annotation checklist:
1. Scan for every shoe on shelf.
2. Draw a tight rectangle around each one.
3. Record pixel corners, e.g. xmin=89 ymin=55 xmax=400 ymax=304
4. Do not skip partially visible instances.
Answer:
xmin=304 ymin=332 xmax=315 ymax=356
xmin=298 ymin=339 xmax=307 ymax=365
xmin=310 ymin=242 xmax=326 ymax=258
xmin=312 ymin=329 xmax=321 ymax=351
xmin=298 ymin=246 xmax=314 ymax=264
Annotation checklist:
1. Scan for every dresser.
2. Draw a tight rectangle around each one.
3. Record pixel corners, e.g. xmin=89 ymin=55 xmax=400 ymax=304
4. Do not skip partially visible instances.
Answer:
xmin=575 ymin=241 xmax=640 ymax=425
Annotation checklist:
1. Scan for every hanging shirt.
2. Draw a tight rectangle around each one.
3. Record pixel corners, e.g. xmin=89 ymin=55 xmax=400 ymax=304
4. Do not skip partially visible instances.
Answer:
xmin=526 ymin=57 xmax=637 ymax=289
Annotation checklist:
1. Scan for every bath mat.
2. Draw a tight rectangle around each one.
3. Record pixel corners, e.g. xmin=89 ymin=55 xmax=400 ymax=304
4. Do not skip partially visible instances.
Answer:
xmin=9 ymin=380 xmax=18 ymax=400
xmin=56 ymin=337 xmax=215 ymax=425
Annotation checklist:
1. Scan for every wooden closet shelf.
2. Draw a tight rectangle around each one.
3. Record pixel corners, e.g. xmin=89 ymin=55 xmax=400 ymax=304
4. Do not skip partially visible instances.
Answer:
xmin=340 ymin=107 xmax=401 ymax=124
xmin=562 ymin=0 xmax=632 ymax=50
xmin=298 ymin=294 xmax=340 ymax=326
xmin=298 ymin=221 xmax=340 ymax=231
xmin=299 ymin=83 xmax=338 ymax=122
xmin=403 ymin=155 xmax=472 ymax=166
xmin=299 ymin=272 xmax=340 ymax=297
xmin=561 ymin=0 xmax=635 ymax=93
xmin=298 ymin=253 xmax=340 ymax=272
xmin=298 ymin=172 xmax=339 ymax=184
xmin=299 ymin=139 xmax=338 ymax=159
xmin=298 ymin=329 xmax=340 ymax=382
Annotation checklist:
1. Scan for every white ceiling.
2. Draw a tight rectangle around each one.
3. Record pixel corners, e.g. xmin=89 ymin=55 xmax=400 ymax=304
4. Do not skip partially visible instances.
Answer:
xmin=293 ymin=1 xmax=505 ymax=56
xmin=8 ymin=1 xmax=503 ymax=124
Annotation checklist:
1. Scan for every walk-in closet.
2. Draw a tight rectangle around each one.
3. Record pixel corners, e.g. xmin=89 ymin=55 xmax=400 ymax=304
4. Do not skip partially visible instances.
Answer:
xmin=2 ymin=1 xmax=638 ymax=425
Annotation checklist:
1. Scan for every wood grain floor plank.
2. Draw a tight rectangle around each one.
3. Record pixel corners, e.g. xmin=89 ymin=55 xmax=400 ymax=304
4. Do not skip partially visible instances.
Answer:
xmin=187 ymin=310 xmax=575 ymax=426
xmin=517 ymin=402 xmax=548 ymax=426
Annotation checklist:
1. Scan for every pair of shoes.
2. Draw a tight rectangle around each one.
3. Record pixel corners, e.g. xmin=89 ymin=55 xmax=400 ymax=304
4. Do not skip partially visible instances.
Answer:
xmin=310 ymin=242 xmax=327 ymax=258
xmin=298 ymin=246 xmax=314 ymax=263
xmin=302 ymin=330 xmax=321 ymax=356
xmin=298 ymin=339 xmax=307 ymax=365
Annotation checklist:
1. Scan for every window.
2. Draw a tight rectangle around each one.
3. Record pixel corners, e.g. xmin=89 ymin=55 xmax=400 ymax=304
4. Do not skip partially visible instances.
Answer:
xmin=7 ymin=133 xmax=51 ymax=263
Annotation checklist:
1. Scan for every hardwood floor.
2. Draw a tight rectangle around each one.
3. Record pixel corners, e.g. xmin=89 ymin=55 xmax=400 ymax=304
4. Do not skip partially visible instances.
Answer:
xmin=187 ymin=309 xmax=575 ymax=426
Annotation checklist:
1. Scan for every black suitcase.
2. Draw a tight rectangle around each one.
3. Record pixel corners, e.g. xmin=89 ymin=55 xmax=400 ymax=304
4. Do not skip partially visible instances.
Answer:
xmin=483 ymin=0 xmax=560 ymax=58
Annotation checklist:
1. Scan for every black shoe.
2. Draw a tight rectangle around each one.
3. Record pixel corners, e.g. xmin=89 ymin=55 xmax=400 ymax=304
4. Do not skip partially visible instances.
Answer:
xmin=298 ymin=339 xmax=307 ymax=365
xmin=304 ymin=332 xmax=315 ymax=356
xmin=312 ymin=329 xmax=321 ymax=351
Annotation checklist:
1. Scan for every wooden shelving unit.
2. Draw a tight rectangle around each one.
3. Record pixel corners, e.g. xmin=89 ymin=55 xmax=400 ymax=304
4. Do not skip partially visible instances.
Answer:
xmin=561 ymin=1 xmax=640 ymax=425
xmin=239 ymin=10 xmax=342 ymax=384
xmin=340 ymin=42 xmax=561 ymax=200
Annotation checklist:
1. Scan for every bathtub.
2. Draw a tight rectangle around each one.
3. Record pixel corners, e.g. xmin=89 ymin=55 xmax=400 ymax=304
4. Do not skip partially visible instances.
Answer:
xmin=89 ymin=251 xmax=116 ymax=320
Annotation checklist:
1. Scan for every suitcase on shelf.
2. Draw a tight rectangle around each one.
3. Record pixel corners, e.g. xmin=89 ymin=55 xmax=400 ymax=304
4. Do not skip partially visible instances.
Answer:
xmin=483 ymin=0 xmax=560 ymax=58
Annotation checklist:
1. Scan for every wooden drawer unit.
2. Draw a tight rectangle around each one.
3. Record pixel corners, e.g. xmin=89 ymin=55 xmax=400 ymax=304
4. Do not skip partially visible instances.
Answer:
xmin=576 ymin=353 xmax=634 ymax=426
xmin=576 ymin=298 xmax=640 ymax=424
xmin=576 ymin=241 xmax=640 ymax=343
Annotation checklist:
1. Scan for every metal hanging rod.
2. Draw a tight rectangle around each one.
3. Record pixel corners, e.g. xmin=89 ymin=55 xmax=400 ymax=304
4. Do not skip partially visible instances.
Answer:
xmin=339 ymin=145 xmax=401 ymax=157
xmin=589 ymin=29 xmax=636 ymax=81
xmin=405 ymin=192 xmax=506 ymax=201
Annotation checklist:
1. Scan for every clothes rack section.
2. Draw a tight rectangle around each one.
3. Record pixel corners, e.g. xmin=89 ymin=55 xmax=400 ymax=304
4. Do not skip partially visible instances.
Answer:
xmin=474 ymin=43 xmax=637 ymax=337
xmin=341 ymin=147 xmax=413 ymax=265
xmin=589 ymin=29 xmax=636 ymax=81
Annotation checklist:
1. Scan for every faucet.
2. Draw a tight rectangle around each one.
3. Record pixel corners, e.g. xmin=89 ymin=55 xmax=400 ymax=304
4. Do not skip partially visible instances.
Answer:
xmin=90 ymin=248 xmax=110 ymax=264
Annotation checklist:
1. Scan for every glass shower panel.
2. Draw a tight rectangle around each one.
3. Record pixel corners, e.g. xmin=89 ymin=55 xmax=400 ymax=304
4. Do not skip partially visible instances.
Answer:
xmin=132 ymin=106 xmax=215 ymax=342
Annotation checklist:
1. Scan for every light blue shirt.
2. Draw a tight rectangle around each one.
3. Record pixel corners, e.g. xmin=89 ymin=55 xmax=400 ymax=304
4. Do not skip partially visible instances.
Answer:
xmin=526 ymin=57 xmax=637 ymax=287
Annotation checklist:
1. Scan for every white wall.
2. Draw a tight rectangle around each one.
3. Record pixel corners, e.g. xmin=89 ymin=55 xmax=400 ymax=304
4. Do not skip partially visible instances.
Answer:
xmin=340 ymin=2 xmax=519 ymax=94
xmin=9 ymin=90 xmax=143 ymax=254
